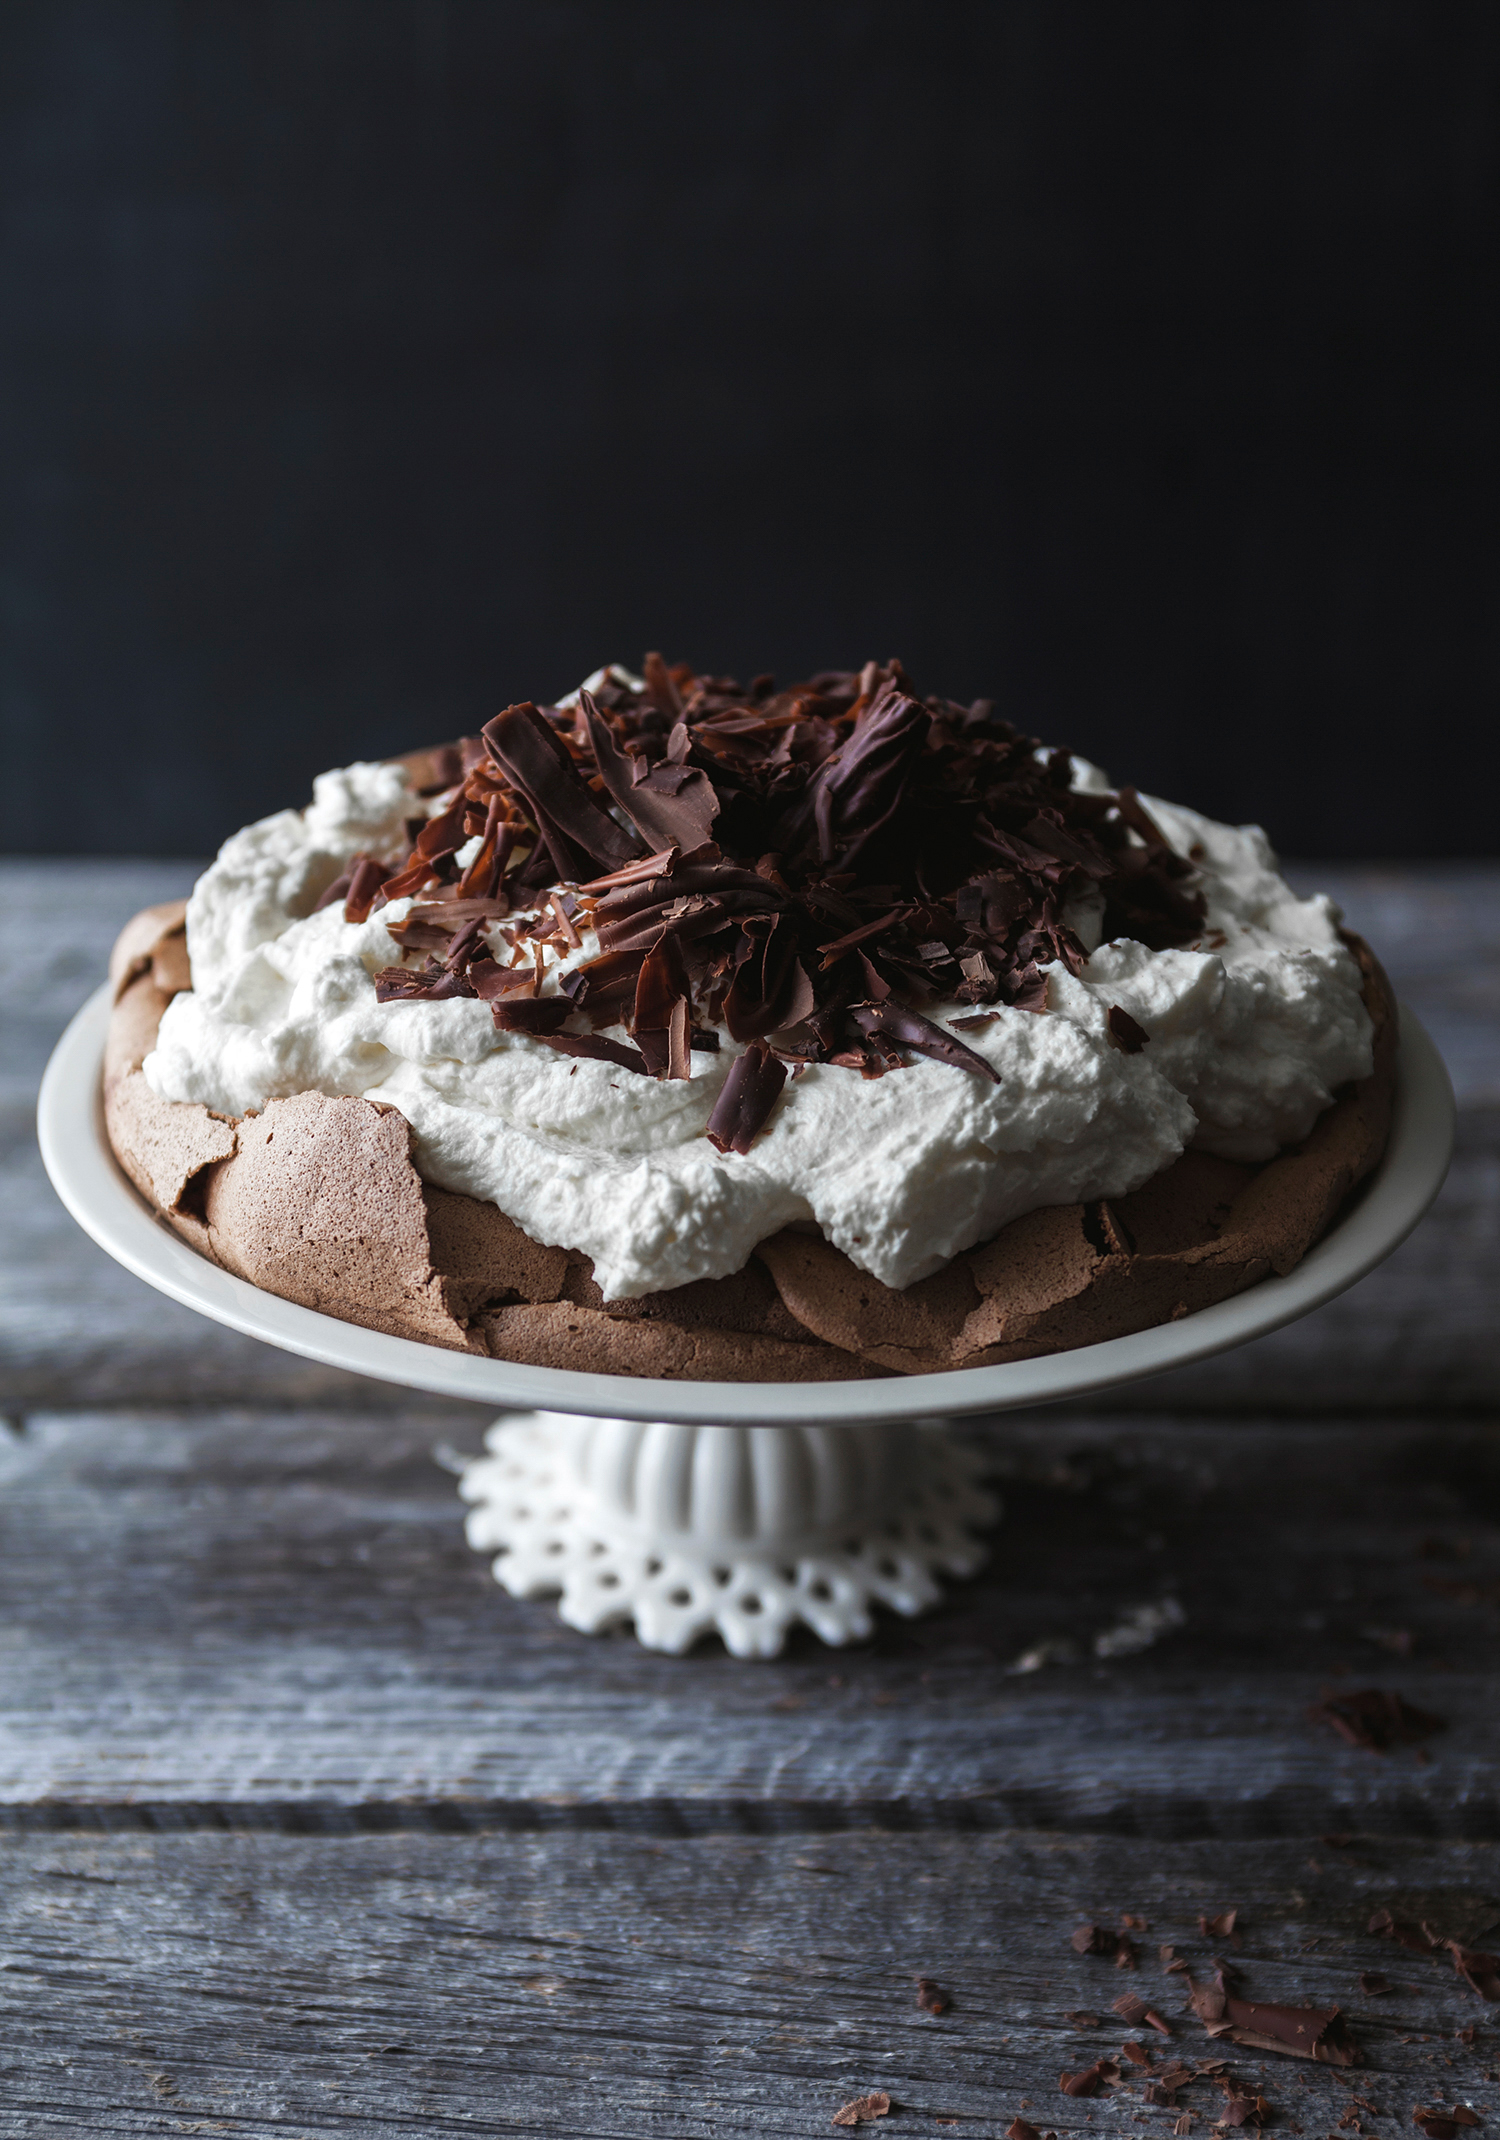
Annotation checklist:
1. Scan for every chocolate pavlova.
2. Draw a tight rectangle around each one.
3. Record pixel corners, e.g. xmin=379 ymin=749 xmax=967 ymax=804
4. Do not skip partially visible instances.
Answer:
xmin=105 ymin=658 xmax=1395 ymax=1380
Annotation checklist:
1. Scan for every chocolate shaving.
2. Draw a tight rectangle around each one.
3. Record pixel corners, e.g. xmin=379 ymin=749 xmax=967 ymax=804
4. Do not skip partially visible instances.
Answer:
xmin=481 ymin=700 xmax=641 ymax=880
xmin=915 ymin=1976 xmax=950 ymax=2015
xmin=1216 ymin=2082 xmax=1270 ymax=2128
xmin=1146 ymin=2062 xmax=1197 ymax=2104
xmin=489 ymin=995 xmax=572 ymax=1036
xmin=375 ymin=789 xmax=471 ymax=905
xmin=851 ymin=1001 xmax=1002 ymax=1083
xmin=1114 ymin=1992 xmax=1172 ymax=2034
xmin=582 ymin=690 xmax=720 ymax=855
xmin=1008 ymin=2122 xmax=1053 ymax=2140
xmin=633 ymin=930 xmax=693 ymax=1081
xmin=1358 ymin=1972 xmax=1394 ymax=1996
xmin=1109 ymin=1004 xmax=1151 ymax=1053
xmin=372 ymin=961 xmax=474 ymax=1003
xmin=314 ymin=853 xmax=396 ymax=923
xmin=832 ymin=2094 xmax=891 ymax=2128
xmin=1199 ymin=1911 xmax=1240 ymax=1944
xmin=788 ymin=680 xmax=931 ymax=872
xmin=1185 ymin=1970 xmax=1360 ymax=2064
xmin=1309 ymin=1688 xmax=1446 ymax=1753
xmin=1415 ymin=2113 xmax=1482 ymax=2140
xmin=1060 ymin=2063 xmax=1109 ymax=2097
xmin=1445 ymin=1943 xmax=1500 ymax=2002
xmin=532 ymin=1031 xmax=651 ymax=1076
xmin=340 ymin=854 xmax=394 ymax=924
xmin=706 ymin=1040 xmax=788 ymax=1155
xmin=1368 ymin=1909 xmax=1444 ymax=1953
xmin=1067 ymin=2012 xmax=1102 ymax=2028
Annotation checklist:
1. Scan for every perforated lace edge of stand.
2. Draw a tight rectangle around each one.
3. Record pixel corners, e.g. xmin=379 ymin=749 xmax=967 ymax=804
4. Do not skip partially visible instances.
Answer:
xmin=459 ymin=1417 xmax=1000 ymax=1658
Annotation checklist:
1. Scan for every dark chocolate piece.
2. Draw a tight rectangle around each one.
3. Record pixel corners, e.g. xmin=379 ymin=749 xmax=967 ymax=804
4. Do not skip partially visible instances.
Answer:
xmin=851 ymin=1001 xmax=1002 ymax=1083
xmin=489 ymin=996 xmax=572 ymax=1035
xmin=532 ymin=1031 xmax=651 ymax=1076
xmin=375 ymin=791 xmax=471 ymax=906
xmin=832 ymin=2093 xmax=891 ymax=2127
xmin=1445 ymin=1942 xmax=1500 ymax=2002
xmin=706 ymin=1040 xmax=788 ymax=1154
xmin=1071 ymin=1925 xmax=1137 ymax=1966
xmin=1368 ymin=1910 xmax=1444 ymax=1954
xmin=1113 ymin=1992 xmax=1171 ymax=2034
xmin=481 ymin=700 xmax=641 ymax=881
xmin=915 ymin=1976 xmax=950 ymax=2015
xmin=1108 ymin=1004 xmax=1150 ymax=1053
xmin=343 ymin=855 xmax=395 ymax=924
xmin=582 ymin=690 xmax=719 ymax=856
xmin=1309 ymin=1688 xmax=1446 ymax=1753
xmin=633 ymin=930 xmax=693 ymax=1081
xmin=372 ymin=961 xmax=474 ymax=1003
xmin=1185 ymin=1968 xmax=1360 ymax=2064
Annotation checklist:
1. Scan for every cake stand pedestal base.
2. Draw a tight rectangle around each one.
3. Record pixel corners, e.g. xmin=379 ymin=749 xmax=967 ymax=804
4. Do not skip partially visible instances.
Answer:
xmin=458 ymin=1411 xmax=1000 ymax=1658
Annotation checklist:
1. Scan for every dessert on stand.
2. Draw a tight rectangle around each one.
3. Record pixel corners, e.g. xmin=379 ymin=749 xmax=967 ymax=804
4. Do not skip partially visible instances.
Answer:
xmin=41 ymin=657 xmax=1454 ymax=1654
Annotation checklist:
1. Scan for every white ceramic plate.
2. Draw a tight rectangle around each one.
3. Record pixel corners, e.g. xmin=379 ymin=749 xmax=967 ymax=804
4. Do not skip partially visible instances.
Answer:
xmin=39 ymin=982 xmax=1454 ymax=1426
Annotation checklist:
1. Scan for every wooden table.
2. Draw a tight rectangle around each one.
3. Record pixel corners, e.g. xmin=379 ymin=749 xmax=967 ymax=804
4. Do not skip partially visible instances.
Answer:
xmin=2 ymin=859 xmax=1497 ymax=2139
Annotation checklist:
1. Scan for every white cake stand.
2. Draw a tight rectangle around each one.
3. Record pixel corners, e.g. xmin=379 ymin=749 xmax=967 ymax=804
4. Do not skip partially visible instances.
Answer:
xmin=39 ymin=985 xmax=1454 ymax=1656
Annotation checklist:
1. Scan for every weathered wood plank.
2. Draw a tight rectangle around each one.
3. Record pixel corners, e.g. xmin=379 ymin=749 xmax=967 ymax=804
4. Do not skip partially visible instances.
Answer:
xmin=1 ymin=1826 xmax=1497 ymax=2138
xmin=4 ymin=1407 xmax=1498 ymax=1834
xmin=3 ymin=859 xmax=1496 ymax=1412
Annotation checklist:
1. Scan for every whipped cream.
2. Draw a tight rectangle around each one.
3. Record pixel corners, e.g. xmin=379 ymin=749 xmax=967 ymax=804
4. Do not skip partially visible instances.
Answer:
xmin=145 ymin=757 xmax=1374 ymax=1299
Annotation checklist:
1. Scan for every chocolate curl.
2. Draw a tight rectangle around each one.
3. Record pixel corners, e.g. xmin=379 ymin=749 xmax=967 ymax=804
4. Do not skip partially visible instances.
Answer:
xmin=467 ymin=954 xmax=539 ymax=1002
xmin=313 ymin=854 xmax=393 ymax=924
xmin=481 ymin=700 xmax=642 ymax=881
xmin=385 ymin=896 xmax=510 ymax=957
xmin=723 ymin=911 xmax=816 ymax=1042
xmin=1185 ymin=1970 xmax=1360 ymax=2064
xmin=642 ymin=649 xmax=685 ymax=719
xmin=1108 ymin=1005 xmax=1150 ymax=1053
xmin=372 ymin=960 xmax=474 ymax=1003
xmin=633 ymin=930 xmax=693 ymax=1082
xmin=489 ymin=995 xmax=572 ymax=1036
xmin=851 ymin=1001 xmax=1002 ymax=1084
xmin=1115 ymin=786 xmax=1175 ymax=851
xmin=375 ymin=791 xmax=471 ymax=906
xmin=706 ymin=1040 xmax=788 ymax=1155
xmin=457 ymin=793 xmax=515 ymax=903
xmin=582 ymin=690 xmax=719 ymax=856
xmin=533 ymin=1030 xmax=651 ymax=1076
xmin=781 ymin=681 xmax=931 ymax=869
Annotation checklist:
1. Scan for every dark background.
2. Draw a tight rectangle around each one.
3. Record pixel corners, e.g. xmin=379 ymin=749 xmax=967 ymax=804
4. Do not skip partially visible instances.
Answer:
xmin=2 ymin=1 xmax=1496 ymax=858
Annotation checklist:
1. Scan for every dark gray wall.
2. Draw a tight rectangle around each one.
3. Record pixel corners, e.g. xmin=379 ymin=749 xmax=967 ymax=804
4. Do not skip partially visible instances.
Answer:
xmin=3 ymin=1 xmax=1497 ymax=857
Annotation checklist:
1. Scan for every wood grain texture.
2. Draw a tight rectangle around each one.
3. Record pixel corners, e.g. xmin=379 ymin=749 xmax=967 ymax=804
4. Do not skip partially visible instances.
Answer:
xmin=1 ymin=1826 xmax=1497 ymax=2138
xmin=4 ymin=1406 xmax=1498 ymax=1836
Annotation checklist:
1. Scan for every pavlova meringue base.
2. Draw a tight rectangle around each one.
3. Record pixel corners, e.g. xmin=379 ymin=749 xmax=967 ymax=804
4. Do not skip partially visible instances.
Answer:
xmin=103 ymin=903 xmax=1397 ymax=1382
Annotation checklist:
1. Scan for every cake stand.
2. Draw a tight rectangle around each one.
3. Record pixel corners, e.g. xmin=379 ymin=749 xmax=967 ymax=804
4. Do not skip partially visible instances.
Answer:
xmin=39 ymin=986 xmax=1454 ymax=1656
